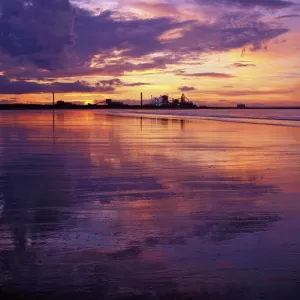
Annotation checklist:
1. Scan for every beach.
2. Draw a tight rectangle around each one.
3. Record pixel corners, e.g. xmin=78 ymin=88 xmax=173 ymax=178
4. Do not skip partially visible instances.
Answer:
xmin=1 ymin=110 xmax=300 ymax=299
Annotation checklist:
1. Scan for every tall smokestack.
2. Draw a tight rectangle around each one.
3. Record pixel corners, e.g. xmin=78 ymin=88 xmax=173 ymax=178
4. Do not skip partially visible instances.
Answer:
xmin=141 ymin=92 xmax=143 ymax=107
xmin=52 ymin=92 xmax=55 ymax=107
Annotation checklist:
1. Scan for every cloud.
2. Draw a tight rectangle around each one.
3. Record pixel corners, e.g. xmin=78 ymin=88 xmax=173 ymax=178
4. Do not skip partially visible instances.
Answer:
xmin=195 ymin=0 xmax=295 ymax=9
xmin=96 ymin=78 xmax=151 ymax=87
xmin=0 ymin=0 xmax=75 ymax=70
xmin=163 ymin=12 xmax=288 ymax=56
xmin=207 ymin=89 xmax=293 ymax=96
xmin=124 ymin=82 xmax=151 ymax=87
xmin=0 ymin=75 xmax=114 ymax=94
xmin=178 ymin=86 xmax=196 ymax=91
xmin=72 ymin=9 xmax=188 ymax=64
xmin=97 ymin=79 xmax=123 ymax=86
xmin=127 ymin=2 xmax=180 ymax=17
xmin=182 ymin=72 xmax=235 ymax=78
xmin=230 ymin=62 xmax=256 ymax=67
xmin=0 ymin=2 xmax=289 ymax=81
xmin=275 ymin=14 xmax=300 ymax=19
xmin=4 ymin=56 xmax=178 ymax=80
xmin=0 ymin=75 xmax=151 ymax=94
xmin=0 ymin=99 xmax=18 ymax=104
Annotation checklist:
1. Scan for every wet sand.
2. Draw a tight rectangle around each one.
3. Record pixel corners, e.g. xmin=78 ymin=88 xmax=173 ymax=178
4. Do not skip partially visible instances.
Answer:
xmin=1 ymin=110 xmax=300 ymax=299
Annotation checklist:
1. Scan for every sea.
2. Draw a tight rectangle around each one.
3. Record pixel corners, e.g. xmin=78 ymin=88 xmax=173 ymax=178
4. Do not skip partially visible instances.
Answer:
xmin=98 ymin=108 xmax=300 ymax=127
xmin=0 ymin=109 xmax=300 ymax=299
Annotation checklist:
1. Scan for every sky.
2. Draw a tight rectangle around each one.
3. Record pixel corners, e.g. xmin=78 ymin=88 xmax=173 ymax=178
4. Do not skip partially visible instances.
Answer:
xmin=0 ymin=0 xmax=299 ymax=106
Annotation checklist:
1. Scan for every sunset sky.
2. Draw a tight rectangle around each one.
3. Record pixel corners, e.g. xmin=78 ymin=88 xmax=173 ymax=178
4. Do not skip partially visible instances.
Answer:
xmin=0 ymin=0 xmax=300 ymax=106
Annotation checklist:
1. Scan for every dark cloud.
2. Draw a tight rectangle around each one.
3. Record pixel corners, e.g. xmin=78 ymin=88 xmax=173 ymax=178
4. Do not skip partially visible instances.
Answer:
xmin=182 ymin=72 xmax=235 ymax=78
xmin=96 ymin=78 xmax=151 ymax=87
xmin=97 ymin=78 xmax=123 ymax=86
xmin=195 ymin=0 xmax=295 ymax=9
xmin=276 ymin=14 xmax=300 ymax=19
xmin=0 ymin=2 xmax=289 ymax=81
xmin=178 ymin=86 xmax=196 ymax=91
xmin=0 ymin=0 xmax=75 ymax=69
xmin=230 ymin=62 xmax=256 ymax=67
xmin=72 ymin=9 xmax=188 ymax=64
xmin=124 ymin=82 xmax=151 ymax=87
xmin=0 ymin=75 xmax=114 ymax=94
xmin=0 ymin=75 xmax=151 ymax=94
xmin=4 ymin=61 xmax=168 ymax=80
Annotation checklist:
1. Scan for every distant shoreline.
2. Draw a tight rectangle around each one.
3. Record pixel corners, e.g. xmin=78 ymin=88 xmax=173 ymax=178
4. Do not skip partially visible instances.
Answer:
xmin=0 ymin=104 xmax=300 ymax=110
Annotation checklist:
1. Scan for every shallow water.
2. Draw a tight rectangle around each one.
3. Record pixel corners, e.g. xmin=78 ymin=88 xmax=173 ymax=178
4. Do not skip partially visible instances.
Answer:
xmin=1 ymin=110 xmax=300 ymax=299
xmin=98 ymin=108 xmax=300 ymax=127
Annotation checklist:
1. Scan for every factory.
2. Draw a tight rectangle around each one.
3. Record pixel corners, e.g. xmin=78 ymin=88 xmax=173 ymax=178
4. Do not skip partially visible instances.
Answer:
xmin=149 ymin=93 xmax=197 ymax=108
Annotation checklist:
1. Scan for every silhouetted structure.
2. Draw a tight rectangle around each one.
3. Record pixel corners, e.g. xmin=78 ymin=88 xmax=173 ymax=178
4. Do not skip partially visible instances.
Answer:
xmin=147 ymin=93 xmax=197 ymax=108
xmin=3 ymin=96 xmax=299 ymax=110
xmin=237 ymin=104 xmax=246 ymax=108
xmin=172 ymin=99 xmax=180 ymax=107
xmin=56 ymin=100 xmax=74 ymax=107
xmin=105 ymin=99 xmax=128 ymax=107
xmin=162 ymin=95 xmax=169 ymax=106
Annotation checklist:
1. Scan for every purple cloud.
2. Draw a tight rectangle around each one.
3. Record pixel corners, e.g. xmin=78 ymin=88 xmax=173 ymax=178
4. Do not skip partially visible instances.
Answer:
xmin=195 ymin=0 xmax=295 ymax=9
xmin=124 ymin=82 xmax=152 ymax=87
xmin=72 ymin=9 xmax=188 ymax=65
xmin=207 ymin=89 xmax=292 ymax=96
xmin=169 ymin=12 xmax=288 ymax=53
xmin=0 ymin=75 xmax=114 ymax=94
xmin=178 ymin=86 xmax=196 ymax=91
xmin=0 ymin=75 xmax=151 ymax=94
xmin=4 ymin=59 xmax=172 ymax=80
xmin=276 ymin=14 xmax=300 ymax=19
xmin=0 ymin=99 xmax=18 ymax=104
xmin=230 ymin=63 xmax=256 ymax=67
xmin=0 ymin=0 xmax=75 ymax=70
xmin=182 ymin=72 xmax=235 ymax=78
xmin=96 ymin=78 xmax=151 ymax=87
xmin=0 ymin=1 xmax=290 ymax=82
